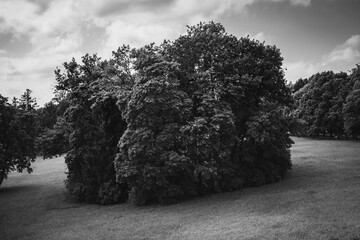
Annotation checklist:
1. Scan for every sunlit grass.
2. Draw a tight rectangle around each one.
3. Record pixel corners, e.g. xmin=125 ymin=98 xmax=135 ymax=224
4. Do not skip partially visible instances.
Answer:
xmin=1 ymin=137 xmax=360 ymax=240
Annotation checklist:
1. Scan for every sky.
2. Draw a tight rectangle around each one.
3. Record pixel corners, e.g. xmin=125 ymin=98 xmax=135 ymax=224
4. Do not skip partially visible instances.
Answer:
xmin=0 ymin=0 xmax=359 ymax=106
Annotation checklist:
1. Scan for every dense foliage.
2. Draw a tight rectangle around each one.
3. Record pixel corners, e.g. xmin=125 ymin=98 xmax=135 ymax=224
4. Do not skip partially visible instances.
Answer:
xmin=0 ymin=90 xmax=37 ymax=186
xmin=44 ymin=50 xmax=133 ymax=204
xmin=3 ymin=22 xmax=358 ymax=205
xmin=115 ymin=22 xmax=293 ymax=204
xmin=37 ymin=22 xmax=293 ymax=205
xmin=292 ymin=64 xmax=360 ymax=139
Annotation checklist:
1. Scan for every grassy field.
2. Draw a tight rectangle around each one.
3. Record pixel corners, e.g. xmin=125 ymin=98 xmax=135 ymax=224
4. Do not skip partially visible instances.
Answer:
xmin=1 ymin=137 xmax=360 ymax=240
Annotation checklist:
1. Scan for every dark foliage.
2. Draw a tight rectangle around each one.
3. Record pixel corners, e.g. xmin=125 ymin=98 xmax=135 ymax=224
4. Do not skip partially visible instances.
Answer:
xmin=43 ymin=22 xmax=293 ymax=205
xmin=343 ymin=65 xmax=360 ymax=139
xmin=293 ymin=65 xmax=360 ymax=139
xmin=115 ymin=22 xmax=293 ymax=205
xmin=44 ymin=48 xmax=133 ymax=204
xmin=0 ymin=92 xmax=37 ymax=186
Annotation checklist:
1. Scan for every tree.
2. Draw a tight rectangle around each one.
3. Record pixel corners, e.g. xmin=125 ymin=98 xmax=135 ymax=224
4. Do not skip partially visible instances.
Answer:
xmin=35 ymin=97 xmax=70 ymax=155
xmin=343 ymin=64 xmax=360 ymax=139
xmin=293 ymin=71 xmax=352 ymax=138
xmin=168 ymin=22 xmax=292 ymax=188
xmin=36 ymin=101 xmax=59 ymax=132
xmin=0 ymin=93 xmax=37 ymax=186
xmin=36 ymin=116 xmax=71 ymax=159
xmin=17 ymin=89 xmax=38 ymax=111
xmin=292 ymin=78 xmax=309 ymax=93
xmin=115 ymin=22 xmax=293 ymax=205
xmin=115 ymin=51 xmax=195 ymax=204
xmin=43 ymin=22 xmax=293 ymax=205
xmin=44 ymin=47 xmax=134 ymax=204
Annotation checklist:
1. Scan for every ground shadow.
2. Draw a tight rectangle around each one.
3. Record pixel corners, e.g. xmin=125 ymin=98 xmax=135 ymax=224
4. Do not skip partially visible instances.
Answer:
xmin=0 ymin=185 xmax=36 ymax=195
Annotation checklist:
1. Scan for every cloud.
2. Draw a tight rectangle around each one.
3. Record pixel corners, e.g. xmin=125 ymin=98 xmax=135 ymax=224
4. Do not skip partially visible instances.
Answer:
xmin=260 ymin=0 xmax=312 ymax=7
xmin=285 ymin=34 xmax=360 ymax=82
xmin=94 ymin=0 xmax=257 ymax=56
xmin=252 ymin=32 xmax=267 ymax=42
xmin=249 ymin=32 xmax=275 ymax=44
xmin=0 ymin=0 xmax=313 ymax=58
xmin=96 ymin=0 xmax=176 ymax=17
xmin=321 ymin=35 xmax=360 ymax=66
xmin=288 ymin=0 xmax=311 ymax=7
xmin=284 ymin=61 xmax=319 ymax=82
xmin=0 ymin=0 xmax=333 ymax=104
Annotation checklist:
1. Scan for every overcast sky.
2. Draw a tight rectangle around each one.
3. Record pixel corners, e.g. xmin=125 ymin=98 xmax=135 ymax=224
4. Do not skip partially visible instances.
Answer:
xmin=1 ymin=0 xmax=359 ymax=105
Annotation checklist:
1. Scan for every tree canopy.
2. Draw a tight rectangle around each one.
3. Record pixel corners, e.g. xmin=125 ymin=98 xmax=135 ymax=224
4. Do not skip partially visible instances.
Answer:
xmin=292 ymin=65 xmax=360 ymax=139
xmin=0 ymin=90 xmax=37 ymax=186
xmin=35 ymin=22 xmax=293 ymax=205
xmin=114 ymin=22 xmax=293 ymax=204
xmin=4 ymin=22 xmax=359 ymax=205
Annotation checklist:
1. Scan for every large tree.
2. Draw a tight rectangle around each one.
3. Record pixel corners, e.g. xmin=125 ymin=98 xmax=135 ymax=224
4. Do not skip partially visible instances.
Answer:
xmin=43 ymin=22 xmax=293 ymax=205
xmin=115 ymin=22 xmax=293 ymax=205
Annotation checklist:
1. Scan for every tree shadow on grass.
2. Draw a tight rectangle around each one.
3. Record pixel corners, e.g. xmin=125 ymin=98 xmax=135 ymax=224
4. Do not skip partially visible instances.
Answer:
xmin=0 ymin=185 xmax=36 ymax=195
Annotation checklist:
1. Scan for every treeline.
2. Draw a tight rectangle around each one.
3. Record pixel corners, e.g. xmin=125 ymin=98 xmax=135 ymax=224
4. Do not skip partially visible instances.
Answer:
xmin=1 ymin=22 xmax=294 ymax=205
xmin=291 ymin=64 xmax=360 ymax=139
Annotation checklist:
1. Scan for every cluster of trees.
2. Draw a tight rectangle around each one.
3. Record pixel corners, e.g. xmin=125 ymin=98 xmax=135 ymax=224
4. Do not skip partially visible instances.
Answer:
xmin=292 ymin=64 xmax=360 ymax=139
xmin=0 ymin=90 xmax=38 ymax=185
xmin=1 ymin=22 xmax=294 ymax=205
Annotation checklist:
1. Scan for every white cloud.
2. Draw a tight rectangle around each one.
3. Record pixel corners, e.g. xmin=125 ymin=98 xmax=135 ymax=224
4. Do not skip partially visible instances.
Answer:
xmin=284 ymin=61 xmax=319 ymax=82
xmin=249 ymin=32 xmax=275 ymax=44
xmin=321 ymin=35 xmax=360 ymax=66
xmin=285 ymin=34 xmax=360 ymax=82
xmin=288 ymin=0 xmax=311 ymax=7
xmin=0 ymin=0 xmax=39 ymax=36
xmin=95 ymin=0 xmax=257 ymax=57
xmin=252 ymin=32 xmax=266 ymax=42
xmin=0 ymin=0 xmax=338 ymax=104
xmin=262 ymin=0 xmax=312 ymax=7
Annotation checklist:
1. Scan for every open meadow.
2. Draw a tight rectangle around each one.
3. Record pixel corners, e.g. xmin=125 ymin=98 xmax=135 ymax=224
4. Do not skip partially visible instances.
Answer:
xmin=1 ymin=137 xmax=360 ymax=240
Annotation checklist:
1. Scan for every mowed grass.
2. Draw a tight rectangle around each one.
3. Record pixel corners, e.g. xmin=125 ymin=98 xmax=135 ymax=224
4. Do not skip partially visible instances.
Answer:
xmin=1 ymin=137 xmax=360 ymax=240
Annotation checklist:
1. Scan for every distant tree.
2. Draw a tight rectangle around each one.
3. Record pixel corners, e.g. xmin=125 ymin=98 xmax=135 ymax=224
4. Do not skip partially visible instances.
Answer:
xmin=17 ymin=89 xmax=38 ymax=111
xmin=292 ymin=78 xmax=309 ymax=93
xmin=343 ymin=64 xmax=360 ymax=139
xmin=36 ymin=116 xmax=71 ymax=159
xmin=293 ymin=70 xmax=355 ymax=138
xmin=294 ymin=71 xmax=335 ymax=137
xmin=325 ymin=72 xmax=349 ymax=138
xmin=0 ymin=92 xmax=37 ymax=186
xmin=35 ymin=97 xmax=70 ymax=155
xmin=37 ymin=101 xmax=58 ymax=131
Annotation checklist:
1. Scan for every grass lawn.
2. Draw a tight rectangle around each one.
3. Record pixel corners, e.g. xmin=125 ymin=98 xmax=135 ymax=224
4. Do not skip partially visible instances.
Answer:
xmin=1 ymin=137 xmax=360 ymax=240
